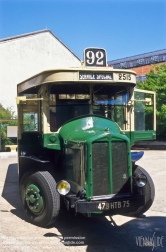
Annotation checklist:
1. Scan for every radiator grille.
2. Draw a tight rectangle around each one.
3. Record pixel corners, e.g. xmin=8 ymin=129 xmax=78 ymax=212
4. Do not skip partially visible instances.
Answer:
xmin=92 ymin=142 xmax=109 ymax=196
xmin=65 ymin=148 xmax=81 ymax=185
xmin=112 ymin=142 xmax=130 ymax=194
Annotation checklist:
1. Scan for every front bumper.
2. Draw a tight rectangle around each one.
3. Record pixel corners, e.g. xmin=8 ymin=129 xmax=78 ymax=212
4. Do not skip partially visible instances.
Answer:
xmin=65 ymin=194 xmax=145 ymax=215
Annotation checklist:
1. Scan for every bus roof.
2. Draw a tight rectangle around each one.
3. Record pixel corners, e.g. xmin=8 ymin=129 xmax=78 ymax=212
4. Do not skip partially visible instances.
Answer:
xmin=17 ymin=67 xmax=136 ymax=94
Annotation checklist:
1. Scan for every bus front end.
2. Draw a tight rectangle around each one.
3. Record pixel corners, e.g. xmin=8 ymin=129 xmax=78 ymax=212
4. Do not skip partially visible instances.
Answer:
xmin=58 ymin=116 xmax=145 ymax=217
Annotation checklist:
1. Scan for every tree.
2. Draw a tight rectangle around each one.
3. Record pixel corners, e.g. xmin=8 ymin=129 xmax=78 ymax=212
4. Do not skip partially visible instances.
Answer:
xmin=137 ymin=64 xmax=166 ymax=136
xmin=0 ymin=104 xmax=17 ymax=150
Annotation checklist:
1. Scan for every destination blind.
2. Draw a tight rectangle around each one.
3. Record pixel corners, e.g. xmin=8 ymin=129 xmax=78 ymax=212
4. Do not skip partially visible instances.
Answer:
xmin=79 ymin=72 xmax=113 ymax=80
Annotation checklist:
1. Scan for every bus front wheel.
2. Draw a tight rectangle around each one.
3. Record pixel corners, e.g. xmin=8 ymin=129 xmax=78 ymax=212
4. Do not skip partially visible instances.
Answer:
xmin=127 ymin=166 xmax=155 ymax=217
xmin=20 ymin=171 xmax=60 ymax=227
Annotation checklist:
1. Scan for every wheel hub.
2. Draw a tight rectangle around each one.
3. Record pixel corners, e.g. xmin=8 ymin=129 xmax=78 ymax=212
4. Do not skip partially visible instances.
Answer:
xmin=25 ymin=184 xmax=44 ymax=214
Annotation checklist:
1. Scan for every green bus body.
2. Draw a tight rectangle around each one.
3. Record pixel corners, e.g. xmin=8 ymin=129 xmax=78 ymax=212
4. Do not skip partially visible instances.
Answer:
xmin=16 ymin=48 xmax=156 ymax=227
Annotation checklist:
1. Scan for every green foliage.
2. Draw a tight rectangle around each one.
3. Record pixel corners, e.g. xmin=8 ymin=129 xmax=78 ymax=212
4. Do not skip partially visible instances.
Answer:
xmin=137 ymin=64 xmax=166 ymax=135
xmin=0 ymin=104 xmax=17 ymax=150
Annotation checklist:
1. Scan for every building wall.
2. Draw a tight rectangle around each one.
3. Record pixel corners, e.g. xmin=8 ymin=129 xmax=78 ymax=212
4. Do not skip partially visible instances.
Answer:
xmin=108 ymin=49 xmax=166 ymax=82
xmin=130 ymin=62 xmax=164 ymax=80
xmin=0 ymin=30 xmax=81 ymax=112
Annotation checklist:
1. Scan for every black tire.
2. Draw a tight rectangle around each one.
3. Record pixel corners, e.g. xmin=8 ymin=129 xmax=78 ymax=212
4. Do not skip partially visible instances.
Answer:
xmin=20 ymin=171 xmax=60 ymax=227
xmin=128 ymin=166 xmax=155 ymax=217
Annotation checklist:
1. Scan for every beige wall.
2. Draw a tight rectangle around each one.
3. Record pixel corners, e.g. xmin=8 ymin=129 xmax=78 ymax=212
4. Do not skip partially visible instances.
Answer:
xmin=0 ymin=31 xmax=81 ymax=113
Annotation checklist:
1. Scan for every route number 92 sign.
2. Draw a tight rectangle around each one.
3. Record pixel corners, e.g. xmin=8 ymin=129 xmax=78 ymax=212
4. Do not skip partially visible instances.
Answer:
xmin=84 ymin=48 xmax=107 ymax=67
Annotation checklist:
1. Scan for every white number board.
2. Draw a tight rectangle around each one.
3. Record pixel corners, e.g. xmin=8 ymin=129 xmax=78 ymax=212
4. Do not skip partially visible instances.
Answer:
xmin=84 ymin=48 xmax=107 ymax=67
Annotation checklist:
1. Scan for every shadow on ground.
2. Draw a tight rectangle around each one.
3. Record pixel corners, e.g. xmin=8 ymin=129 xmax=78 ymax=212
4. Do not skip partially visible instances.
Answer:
xmin=42 ymin=211 xmax=166 ymax=251
xmin=1 ymin=163 xmax=25 ymax=220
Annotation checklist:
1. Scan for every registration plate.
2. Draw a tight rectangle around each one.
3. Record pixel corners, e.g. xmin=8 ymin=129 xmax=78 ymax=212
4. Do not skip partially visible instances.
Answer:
xmin=97 ymin=200 xmax=130 ymax=210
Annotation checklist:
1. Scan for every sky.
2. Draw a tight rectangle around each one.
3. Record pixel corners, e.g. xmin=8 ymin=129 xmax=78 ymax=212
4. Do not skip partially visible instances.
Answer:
xmin=0 ymin=0 xmax=166 ymax=61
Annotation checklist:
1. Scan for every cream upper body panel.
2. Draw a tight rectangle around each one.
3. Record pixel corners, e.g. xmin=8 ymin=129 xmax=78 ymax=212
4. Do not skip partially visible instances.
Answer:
xmin=17 ymin=67 xmax=136 ymax=94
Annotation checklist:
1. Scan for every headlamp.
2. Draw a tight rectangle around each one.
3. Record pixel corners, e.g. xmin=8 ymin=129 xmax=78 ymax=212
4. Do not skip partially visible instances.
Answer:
xmin=135 ymin=173 xmax=147 ymax=188
xmin=56 ymin=180 xmax=70 ymax=195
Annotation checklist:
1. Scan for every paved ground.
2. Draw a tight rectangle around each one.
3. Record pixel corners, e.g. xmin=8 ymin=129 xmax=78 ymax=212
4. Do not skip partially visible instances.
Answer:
xmin=0 ymin=150 xmax=166 ymax=252
xmin=132 ymin=141 xmax=166 ymax=150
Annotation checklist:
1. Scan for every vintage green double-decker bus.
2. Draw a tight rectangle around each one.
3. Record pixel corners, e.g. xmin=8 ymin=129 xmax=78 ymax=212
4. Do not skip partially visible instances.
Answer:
xmin=16 ymin=48 xmax=156 ymax=227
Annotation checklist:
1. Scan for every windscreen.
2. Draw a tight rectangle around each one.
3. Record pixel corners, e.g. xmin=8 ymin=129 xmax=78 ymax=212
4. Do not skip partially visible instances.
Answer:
xmin=50 ymin=84 xmax=90 ymax=131
xmin=49 ymin=83 xmax=129 ymax=131
xmin=93 ymin=85 xmax=129 ymax=129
